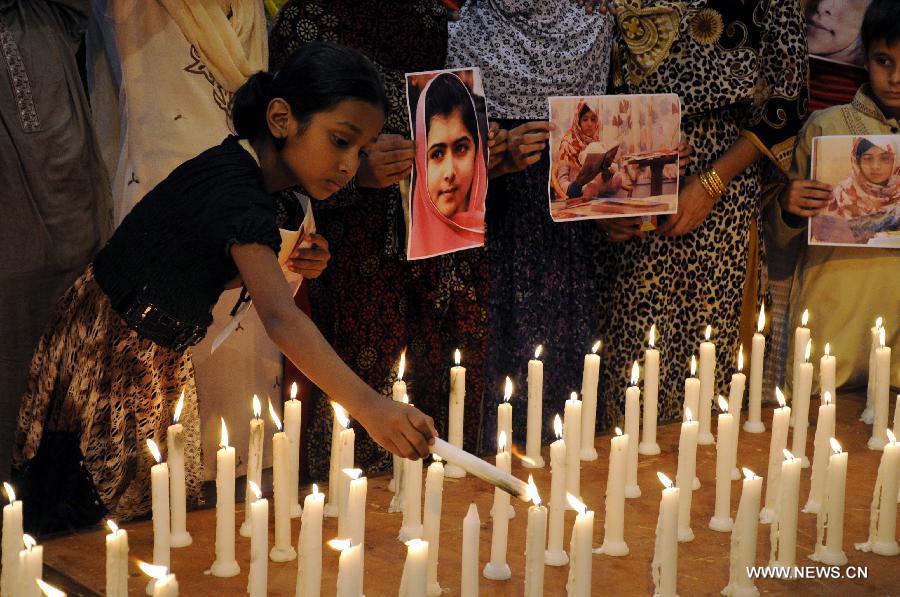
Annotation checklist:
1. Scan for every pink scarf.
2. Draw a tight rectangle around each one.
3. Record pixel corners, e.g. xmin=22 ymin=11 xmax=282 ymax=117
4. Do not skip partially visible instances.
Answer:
xmin=407 ymin=73 xmax=488 ymax=259
xmin=828 ymin=138 xmax=900 ymax=218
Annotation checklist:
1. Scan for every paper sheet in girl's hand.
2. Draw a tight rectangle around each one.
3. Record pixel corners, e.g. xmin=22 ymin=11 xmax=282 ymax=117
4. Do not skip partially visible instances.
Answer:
xmin=210 ymin=194 xmax=315 ymax=353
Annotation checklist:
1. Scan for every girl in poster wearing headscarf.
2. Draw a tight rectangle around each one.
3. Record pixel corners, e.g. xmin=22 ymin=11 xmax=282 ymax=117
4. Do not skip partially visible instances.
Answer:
xmin=555 ymin=99 xmax=627 ymax=200
xmin=408 ymin=72 xmax=488 ymax=259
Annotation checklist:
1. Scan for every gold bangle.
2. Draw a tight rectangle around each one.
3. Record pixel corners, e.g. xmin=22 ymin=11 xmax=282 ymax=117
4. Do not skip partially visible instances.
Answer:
xmin=698 ymin=170 xmax=719 ymax=200
xmin=707 ymin=167 xmax=726 ymax=195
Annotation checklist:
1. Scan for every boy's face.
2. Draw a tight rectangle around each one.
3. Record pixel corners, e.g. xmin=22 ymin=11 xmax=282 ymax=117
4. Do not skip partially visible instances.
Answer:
xmin=867 ymin=39 xmax=900 ymax=117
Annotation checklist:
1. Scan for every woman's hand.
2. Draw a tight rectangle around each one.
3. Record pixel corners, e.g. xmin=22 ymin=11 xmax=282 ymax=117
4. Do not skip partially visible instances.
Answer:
xmin=488 ymin=122 xmax=509 ymax=172
xmin=779 ymin=179 xmax=832 ymax=217
xmin=657 ymin=175 xmax=716 ymax=236
xmin=597 ymin=216 xmax=645 ymax=241
xmin=356 ymin=398 xmax=437 ymax=459
xmin=677 ymin=136 xmax=692 ymax=178
xmin=286 ymin=233 xmax=330 ymax=279
xmin=356 ymin=134 xmax=416 ymax=189
xmin=503 ymin=121 xmax=550 ymax=174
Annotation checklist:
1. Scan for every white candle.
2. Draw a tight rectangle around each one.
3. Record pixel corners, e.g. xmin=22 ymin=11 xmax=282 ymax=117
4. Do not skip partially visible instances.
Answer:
xmin=423 ymin=458 xmax=444 ymax=597
xmin=564 ymin=393 xmax=582 ymax=505
xmin=761 ymin=389 xmax=790 ymax=524
xmin=652 ymin=473 xmax=679 ymax=597
xmin=296 ymin=485 xmax=324 ymax=597
xmin=2 ymin=482 xmax=24 ymax=597
xmin=625 ymin=362 xmax=642 ymax=499
xmin=461 ymin=503 xmax=480 ymax=596
xmin=895 ymin=394 xmax=900 ymax=504
xmin=139 ymin=562 xmax=178 ymax=597
xmin=723 ymin=468 xmax=762 ymax=596
xmin=428 ymin=439 xmax=530 ymax=502
xmin=545 ymin=415 xmax=569 ymax=566
xmin=399 ymin=539 xmax=429 ymax=597
xmin=167 ymin=391 xmax=191 ymax=548
xmin=390 ymin=395 xmax=408 ymax=513
xmin=17 ymin=535 xmax=42 ymax=597
xmin=565 ymin=495 xmax=594 ymax=597
xmin=676 ymin=409 xmax=699 ymax=542
xmin=526 ymin=346 xmax=546 ymax=468
xmin=811 ymin=439 xmax=848 ymax=566
xmin=698 ymin=325 xmax=716 ymax=445
xmin=791 ymin=309 xmax=811 ymax=426
xmin=596 ymin=428 xmax=628 ymax=556
xmin=641 ymin=329 xmax=661 ymax=456
xmin=855 ymin=430 xmax=900 ymax=556
xmin=869 ymin=328 xmax=891 ymax=450
xmin=862 ymin=317 xmax=883 ymax=424
xmin=247 ymin=482 xmax=268 ymax=597
xmin=685 ymin=356 xmax=701 ymax=491
xmin=498 ymin=377 xmax=513 ymax=452
xmin=332 ymin=541 xmax=363 ymax=597
xmin=728 ymin=347 xmax=746 ymax=480
xmin=399 ymin=453 xmax=423 ymax=542
xmin=105 ymin=520 xmax=129 ymax=597
xmin=447 ymin=349 xmax=467 ymax=478
xmin=819 ymin=343 xmax=836 ymax=401
xmin=241 ymin=396 xmax=265 ymax=538
xmin=769 ymin=450 xmax=801 ymax=573
xmin=524 ymin=477 xmax=547 ymax=597
xmin=804 ymin=391 xmax=837 ymax=514
xmin=710 ymin=397 xmax=735 ymax=532
xmin=337 ymin=411 xmax=356 ymax=539
xmin=580 ymin=341 xmax=603 ymax=461
xmin=483 ymin=432 xmax=512 ymax=581
xmin=285 ymin=383 xmax=303 ymax=518
xmin=344 ymin=470 xmax=367 ymax=546
xmin=211 ymin=419 xmax=240 ymax=576
xmin=268 ymin=403 xmax=296 ymax=563
xmin=146 ymin=439 xmax=171 ymax=595
xmin=791 ymin=340 xmax=814 ymax=467
xmin=326 ymin=401 xmax=346 ymax=518
xmin=745 ymin=305 xmax=766 ymax=433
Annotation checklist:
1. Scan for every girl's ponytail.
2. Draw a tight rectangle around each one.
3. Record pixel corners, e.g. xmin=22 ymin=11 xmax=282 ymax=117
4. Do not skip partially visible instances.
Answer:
xmin=230 ymin=71 xmax=276 ymax=141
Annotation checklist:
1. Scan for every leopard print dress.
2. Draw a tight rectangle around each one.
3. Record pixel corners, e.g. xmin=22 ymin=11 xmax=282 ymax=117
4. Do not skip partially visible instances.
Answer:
xmin=13 ymin=267 xmax=203 ymax=523
xmin=597 ymin=0 xmax=808 ymax=426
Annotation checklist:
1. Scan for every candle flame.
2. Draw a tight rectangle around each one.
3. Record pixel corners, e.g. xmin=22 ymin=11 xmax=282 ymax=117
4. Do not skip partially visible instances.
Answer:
xmin=36 ymin=579 xmax=65 ymax=597
xmin=503 ymin=377 xmax=513 ymax=402
xmin=823 ymin=391 xmax=832 ymax=405
xmin=717 ymin=395 xmax=728 ymax=412
xmin=432 ymin=454 xmax=443 ymax=463
xmin=405 ymin=538 xmax=427 ymax=550
xmin=875 ymin=316 xmax=883 ymax=329
xmin=269 ymin=399 xmax=283 ymax=431
xmin=455 ymin=348 xmax=461 ymax=366
xmin=801 ymin=309 xmax=809 ymax=327
xmin=398 ymin=351 xmax=406 ymax=381
xmin=138 ymin=561 xmax=169 ymax=580
xmin=106 ymin=519 xmax=119 ymax=534
xmin=312 ymin=483 xmax=320 ymax=496
xmin=290 ymin=382 xmax=298 ymax=401
xmin=220 ymin=417 xmax=229 ymax=449
xmin=738 ymin=345 xmax=744 ymax=372
xmin=173 ymin=390 xmax=184 ymax=424
xmin=527 ymin=475 xmax=541 ymax=506
xmin=782 ymin=449 xmax=795 ymax=461
xmin=3 ymin=482 xmax=14 ymax=503
xmin=630 ymin=361 xmax=640 ymax=385
xmin=690 ymin=355 xmax=697 ymax=377
xmin=649 ymin=324 xmax=656 ymax=348
xmin=685 ymin=407 xmax=693 ymax=423
xmin=804 ymin=339 xmax=812 ymax=362
xmin=825 ymin=343 xmax=831 ymax=357
xmin=251 ymin=395 xmax=262 ymax=419
xmin=343 ymin=468 xmax=363 ymax=481
xmin=328 ymin=538 xmax=351 ymax=552
xmin=830 ymin=437 xmax=842 ymax=454
xmin=249 ymin=480 xmax=262 ymax=500
xmin=704 ymin=325 xmax=711 ymax=341
xmin=332 ymin=401 xmax=350 ymax=429
xmin=147 ymin=439 xmax=162 ymax=464
xmin=554 ymin=414 xmax=563 ymax=439
xmin=570 ymin=391 xmax=578 ymax=402
xmin=741 ymin=467 xmax=757 ymax=480
xmin=592 ymin=340 xmax=602 ymax=354
xmin=880 ymin=327 xmax=885 ymax=348
xmin=498 ymin=431 xmax=507 ymax=453
xmin=614 ymin=426 xmax=623 ymax=436
xmin=757 ymin=304 xmax=766 ymax=333
xmin=888 ymin=429 xmax=897 ymax=445
xmin=775 ymin=387 xmax=786 ymax=408
xmin=566 ymin=493 xmax=587 ymax=515
xmin=23 ymin=534 xmax=35 ymax=550
xmin=534 ymin=345 xmax=543 ymax=360
xmin=656 ymin=472 xmax=674 ymax=488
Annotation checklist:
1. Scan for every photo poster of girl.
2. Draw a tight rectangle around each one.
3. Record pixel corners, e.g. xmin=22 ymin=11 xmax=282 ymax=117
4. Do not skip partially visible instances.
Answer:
xmin=810 ymin=135 xmax=900 ymax=248
xmin=547 ymin=94 xmax=681 ymax=223
xmin=404 ymin=67 xmax=490 ymax=260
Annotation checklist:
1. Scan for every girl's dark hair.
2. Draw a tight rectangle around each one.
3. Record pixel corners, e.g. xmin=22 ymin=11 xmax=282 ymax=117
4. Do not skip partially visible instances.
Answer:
xmin=230 ymin=42 xmax=388 ymax=146
xmin=861 ymin=0 xmax=900 ymax=55
xmin=578 ymin=103 xmax=595 ymax=121
xmin=854 ymin=138 xmax=878 ymax=162
xmin=424 ymin=73 xmax=480 ymax=150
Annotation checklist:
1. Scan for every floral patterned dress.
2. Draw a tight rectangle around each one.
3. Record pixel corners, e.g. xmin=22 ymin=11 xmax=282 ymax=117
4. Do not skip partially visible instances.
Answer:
xmin=597 ymin=0 xmax=808 ymax=425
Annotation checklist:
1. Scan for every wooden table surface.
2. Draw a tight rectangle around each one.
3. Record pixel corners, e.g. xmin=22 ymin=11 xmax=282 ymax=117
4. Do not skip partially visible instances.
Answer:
xmin=39 ymin=393 xmax=898 ymax=596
